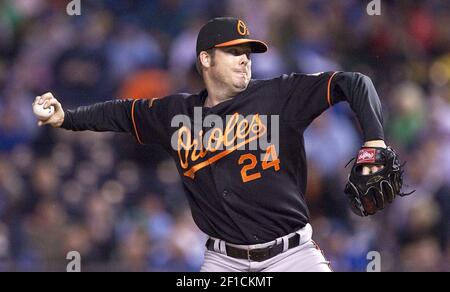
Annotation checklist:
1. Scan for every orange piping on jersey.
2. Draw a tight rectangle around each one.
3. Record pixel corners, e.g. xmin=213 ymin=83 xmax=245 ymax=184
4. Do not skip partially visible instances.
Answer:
xmin=327 ymin=72 xmax=339 ymax=107
xmin=149 ymin=98 xmax=156 ymax=107
xmin=131 ymin=99 xmax=143 ymax=145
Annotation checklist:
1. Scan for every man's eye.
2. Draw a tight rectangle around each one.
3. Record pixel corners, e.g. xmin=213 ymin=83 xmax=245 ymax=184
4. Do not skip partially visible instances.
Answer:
xmin=228 ymin=49 xmax=250 ymax=57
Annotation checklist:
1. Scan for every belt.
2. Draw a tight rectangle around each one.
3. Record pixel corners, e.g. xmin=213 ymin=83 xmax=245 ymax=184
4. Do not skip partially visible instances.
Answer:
xmin=205 ymin=233 xmax=301 ymax=262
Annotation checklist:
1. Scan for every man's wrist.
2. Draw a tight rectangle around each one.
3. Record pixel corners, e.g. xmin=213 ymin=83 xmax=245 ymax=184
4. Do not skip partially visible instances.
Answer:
xmin=59 ymin=110 xmax=68 ymax=128
xmin=363 ymin=140 xmax=387 ymax=148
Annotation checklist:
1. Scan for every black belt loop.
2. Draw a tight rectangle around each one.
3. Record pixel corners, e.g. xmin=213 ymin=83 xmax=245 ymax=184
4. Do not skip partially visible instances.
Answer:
xmin=206 ymin=233 xmax=301 ymax=262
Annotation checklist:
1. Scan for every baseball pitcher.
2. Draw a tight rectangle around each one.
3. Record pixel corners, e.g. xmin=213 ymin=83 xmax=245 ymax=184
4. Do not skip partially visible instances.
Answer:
xmin=33 ymin=17 xmax=411 ymax=272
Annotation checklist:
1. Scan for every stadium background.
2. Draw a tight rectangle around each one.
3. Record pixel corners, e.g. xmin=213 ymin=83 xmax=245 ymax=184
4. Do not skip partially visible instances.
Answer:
xmin=0 ymin=0 xmax=449 ymax=271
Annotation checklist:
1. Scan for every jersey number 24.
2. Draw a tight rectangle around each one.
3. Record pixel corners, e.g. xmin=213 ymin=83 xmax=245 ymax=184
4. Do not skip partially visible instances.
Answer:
xmin=238 ymin=145 xmax=280 ymax=183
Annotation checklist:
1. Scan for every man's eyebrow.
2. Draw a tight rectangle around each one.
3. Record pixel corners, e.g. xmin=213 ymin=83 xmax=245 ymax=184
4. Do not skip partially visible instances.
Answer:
xmin=226 ymin=47 xmax=251 ymax=53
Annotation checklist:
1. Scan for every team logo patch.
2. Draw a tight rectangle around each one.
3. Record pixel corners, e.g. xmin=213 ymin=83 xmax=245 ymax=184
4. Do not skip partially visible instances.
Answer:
xmin=357 ymin=148 xmax=376 ymax=164
xmin=237 ymin=20 xmax=249 ymax=36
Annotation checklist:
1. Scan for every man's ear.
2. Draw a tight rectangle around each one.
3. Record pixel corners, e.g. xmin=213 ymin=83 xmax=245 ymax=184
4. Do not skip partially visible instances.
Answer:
xmin=199 ymin=51 xmax=211 ymax=68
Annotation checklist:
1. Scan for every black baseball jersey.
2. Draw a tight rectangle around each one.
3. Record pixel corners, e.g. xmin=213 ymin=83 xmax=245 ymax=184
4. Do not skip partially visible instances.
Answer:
xmin=62 ymin=71 xmax=384 ymax=244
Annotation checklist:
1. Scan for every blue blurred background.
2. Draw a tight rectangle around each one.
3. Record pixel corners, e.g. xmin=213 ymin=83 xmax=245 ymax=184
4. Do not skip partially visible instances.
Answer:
xmin=0 ymin=0 xmax=449 ymax=271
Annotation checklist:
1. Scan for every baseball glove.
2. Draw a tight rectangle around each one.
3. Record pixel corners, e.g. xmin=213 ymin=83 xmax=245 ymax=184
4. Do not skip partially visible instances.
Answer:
xmin=344 ymin=146 xmax=414 ymax=217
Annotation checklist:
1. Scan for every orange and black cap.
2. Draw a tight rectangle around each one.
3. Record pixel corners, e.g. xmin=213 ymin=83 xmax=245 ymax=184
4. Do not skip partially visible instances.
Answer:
xmin=196 ymin=17 xmax=268 ymax=56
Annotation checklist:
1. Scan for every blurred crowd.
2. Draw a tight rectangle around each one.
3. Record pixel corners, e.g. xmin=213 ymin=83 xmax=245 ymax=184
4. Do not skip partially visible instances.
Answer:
xmin=0 ymin=0 xmax=449 ymax=271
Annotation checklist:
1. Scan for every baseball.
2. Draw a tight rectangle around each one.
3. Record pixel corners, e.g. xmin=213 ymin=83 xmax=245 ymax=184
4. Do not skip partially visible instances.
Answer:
xmin=33 ymin=102 xmax=55 ymax=120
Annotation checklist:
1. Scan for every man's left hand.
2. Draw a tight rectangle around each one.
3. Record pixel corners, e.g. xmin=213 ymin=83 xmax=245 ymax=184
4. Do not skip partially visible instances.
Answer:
xmin=361 ymin=140 xmax=386 ymax=175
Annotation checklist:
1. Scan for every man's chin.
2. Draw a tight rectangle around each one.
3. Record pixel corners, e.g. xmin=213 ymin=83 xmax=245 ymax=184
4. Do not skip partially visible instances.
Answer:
xmin=233 ymin=80 xmax=249 ymax=91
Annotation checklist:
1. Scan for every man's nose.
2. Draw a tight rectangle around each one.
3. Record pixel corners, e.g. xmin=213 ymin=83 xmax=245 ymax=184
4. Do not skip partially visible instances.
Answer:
xmin=239 ymin=54 xmax=249 ymax=65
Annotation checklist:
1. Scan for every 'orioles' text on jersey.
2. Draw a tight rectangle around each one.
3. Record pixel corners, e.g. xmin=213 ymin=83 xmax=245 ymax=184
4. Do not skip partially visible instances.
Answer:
xmin=62 ymin=72 xmax=384 ymax=244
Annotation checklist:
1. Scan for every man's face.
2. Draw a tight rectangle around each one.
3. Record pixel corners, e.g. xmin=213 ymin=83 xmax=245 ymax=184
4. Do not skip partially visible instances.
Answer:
xmin=208 ymin=44 xmax=252 ymax=93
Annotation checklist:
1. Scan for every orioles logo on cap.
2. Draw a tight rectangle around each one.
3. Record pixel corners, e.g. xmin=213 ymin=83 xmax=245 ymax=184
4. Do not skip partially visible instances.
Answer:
xmin=237 ymin=20 xmax=250 ymax=36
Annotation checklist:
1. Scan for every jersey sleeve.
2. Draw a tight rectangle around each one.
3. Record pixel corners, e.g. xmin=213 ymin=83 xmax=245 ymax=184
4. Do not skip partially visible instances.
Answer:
xmin=279 ymin=72 xmax=337 ymax=123
xmin=130 ymin=97 xmax=170 ymax=145
xmin=279 ymin=71 xmax=384 ymax=141
xmin=61 ymin=97 xmax=170 ymax=145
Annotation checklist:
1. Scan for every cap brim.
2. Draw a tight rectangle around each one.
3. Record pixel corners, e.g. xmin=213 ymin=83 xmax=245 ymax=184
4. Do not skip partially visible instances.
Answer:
xmin=214 ymin=39 xmax=268 ymax=53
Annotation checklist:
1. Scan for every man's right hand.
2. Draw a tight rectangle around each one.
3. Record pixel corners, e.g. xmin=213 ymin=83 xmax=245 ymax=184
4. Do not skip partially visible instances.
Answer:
xmin=33 ymin=92 xmax=65 ymax=127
